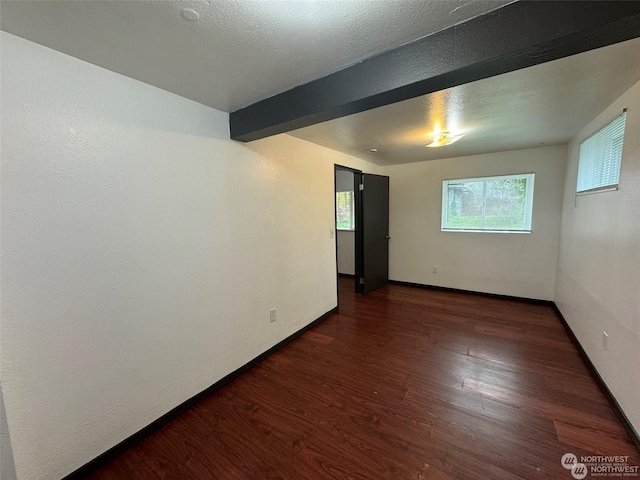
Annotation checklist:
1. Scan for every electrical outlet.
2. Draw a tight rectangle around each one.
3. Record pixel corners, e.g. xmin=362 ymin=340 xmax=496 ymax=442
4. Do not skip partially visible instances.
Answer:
xmin=330 ymin=228 xmax=335 ymax=239
xmin=270 ymin=309 xmax=277 ymax=323
xmin=602 ymin=331 xmax=609 ymax=350
xmin=432 ymin=266 xmax=438 ymax=274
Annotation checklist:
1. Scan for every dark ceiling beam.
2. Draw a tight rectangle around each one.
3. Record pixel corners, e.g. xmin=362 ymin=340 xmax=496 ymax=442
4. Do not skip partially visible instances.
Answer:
xmin=230 ymin=1 xmax=640 ymax=142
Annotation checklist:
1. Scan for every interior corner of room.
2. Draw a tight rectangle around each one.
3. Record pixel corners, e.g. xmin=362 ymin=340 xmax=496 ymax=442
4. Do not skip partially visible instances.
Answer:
xmin=1 ymin=1 xmax=640 ymax=478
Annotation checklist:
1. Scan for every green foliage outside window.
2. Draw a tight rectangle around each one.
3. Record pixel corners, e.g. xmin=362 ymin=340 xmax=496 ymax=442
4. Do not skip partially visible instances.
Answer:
xmin=443 ymin=174 xmax=534 ymax=232
xmin=336 ymin=191 xmax=355 ymax=230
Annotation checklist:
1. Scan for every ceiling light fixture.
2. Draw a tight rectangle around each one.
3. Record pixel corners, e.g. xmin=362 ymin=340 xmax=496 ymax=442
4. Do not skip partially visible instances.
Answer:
xmin=366 ymin=148 xmax=378 ymax=153
xmin=426 ymin=131 xmax=464 ymax=148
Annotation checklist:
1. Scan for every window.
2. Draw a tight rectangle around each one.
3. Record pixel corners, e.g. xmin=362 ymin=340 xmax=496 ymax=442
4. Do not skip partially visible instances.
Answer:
xmin=442 ymin=173 xmax=535 ymax=232
xmin=336 ymin=191 xmax=355 ymax=230
xmin=577 ymin=110 xmax=626 ymax=194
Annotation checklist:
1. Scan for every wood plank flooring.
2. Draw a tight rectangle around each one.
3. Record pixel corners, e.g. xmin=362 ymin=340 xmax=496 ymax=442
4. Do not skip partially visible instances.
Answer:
xmin=89 ymin=278 xmax=639 ymax=479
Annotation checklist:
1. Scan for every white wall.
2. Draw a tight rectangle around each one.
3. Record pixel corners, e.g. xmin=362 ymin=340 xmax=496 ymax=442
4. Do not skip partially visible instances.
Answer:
xmin=381 ymin=146 xmax=566 ymax=300
xmin=555 ymin=79 xmax=640 ymax=434
xmin=0 ymin=385 xmax=17 ymax=480
xmin=335 ymin=169 xmax=355 ymax=192
xmin=337 ymin=231 xmax=355 ymax=275
xmin=0 ymin=33 xmax=379 ymax=480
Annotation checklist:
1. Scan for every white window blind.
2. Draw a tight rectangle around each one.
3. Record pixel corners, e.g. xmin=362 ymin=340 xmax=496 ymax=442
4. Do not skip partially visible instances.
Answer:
xmin=577 ymin=111 xmax=627 ymax=194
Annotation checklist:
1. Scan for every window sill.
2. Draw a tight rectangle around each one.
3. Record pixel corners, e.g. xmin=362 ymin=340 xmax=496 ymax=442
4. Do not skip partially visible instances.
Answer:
xmin=441 ymin=229 xmax=531 ymax=234
xmin=576 ymin=185 xmax=618 ymax=196
xmin=337 ymin=229 xmax=356 ymax=232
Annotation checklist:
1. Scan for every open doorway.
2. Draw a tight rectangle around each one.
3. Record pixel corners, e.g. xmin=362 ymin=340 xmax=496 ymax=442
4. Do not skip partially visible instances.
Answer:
xmin=334 ymin=165 xmax=391 ymax=299
xmin=334 ymin=165 xmax=361 ymax=296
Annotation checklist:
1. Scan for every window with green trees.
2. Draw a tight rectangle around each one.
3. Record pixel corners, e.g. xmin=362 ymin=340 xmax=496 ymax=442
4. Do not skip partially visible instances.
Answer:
xmin=442 ymin=173 xmax=535 ymax=232
xmin=336 ymin=191 xmax=355 ymax=230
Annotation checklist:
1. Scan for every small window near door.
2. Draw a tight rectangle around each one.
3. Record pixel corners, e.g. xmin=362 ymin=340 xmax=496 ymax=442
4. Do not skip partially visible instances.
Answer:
xmin=336 ymin=191 xmax=355 ymax=230
xmin=577 ymin=110 xmax=626 ymax=194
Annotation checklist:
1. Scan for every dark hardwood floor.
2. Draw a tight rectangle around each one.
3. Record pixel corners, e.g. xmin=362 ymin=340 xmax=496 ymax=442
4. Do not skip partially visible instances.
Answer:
xmin=89 ymin=278 xmax=639 ymax=479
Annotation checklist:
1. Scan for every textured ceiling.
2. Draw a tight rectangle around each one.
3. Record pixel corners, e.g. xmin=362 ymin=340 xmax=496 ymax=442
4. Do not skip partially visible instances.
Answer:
xmin=4 ymin=0 xmax=637 ymax=164
xmin=290 ymin=38 xmax=640 ymax=165
xmin=0 ymin=0 xmax=511 ymax=112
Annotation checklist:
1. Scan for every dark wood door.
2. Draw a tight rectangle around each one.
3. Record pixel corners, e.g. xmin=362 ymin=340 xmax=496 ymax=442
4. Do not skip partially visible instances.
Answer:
xmin=360 ymin=174 xmax=389 ymax=293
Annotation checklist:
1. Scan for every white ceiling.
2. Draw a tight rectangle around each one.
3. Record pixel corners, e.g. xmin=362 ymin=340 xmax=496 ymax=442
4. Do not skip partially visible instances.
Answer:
xmin=290 ymin=38 xmax=640 ymax=165
xmin=3 ymin=1 xmax=639 ymax=165
xmin=0 ymin=0 xmax=511 ymax=112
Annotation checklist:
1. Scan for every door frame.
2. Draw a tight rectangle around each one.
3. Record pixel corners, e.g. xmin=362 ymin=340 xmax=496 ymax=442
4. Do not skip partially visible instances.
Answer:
xmin=334 ymin=164 xmax=363 ymax=296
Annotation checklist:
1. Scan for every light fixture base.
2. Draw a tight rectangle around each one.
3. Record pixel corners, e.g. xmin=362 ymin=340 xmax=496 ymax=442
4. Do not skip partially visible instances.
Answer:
xmin=426 ymin=132 xmax=464 ymax=148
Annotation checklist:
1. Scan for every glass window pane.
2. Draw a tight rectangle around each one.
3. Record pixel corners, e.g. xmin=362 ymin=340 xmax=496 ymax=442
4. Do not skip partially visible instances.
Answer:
xmin=446 ymin=180 xmax=483 ymax=229
xmin=442 ymin=173 xmax=534 ymax=232
xmin=336 ymin=191 xmax=354 ymax=230
xmin=484 ymin=177 xmax=527 ymax=230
